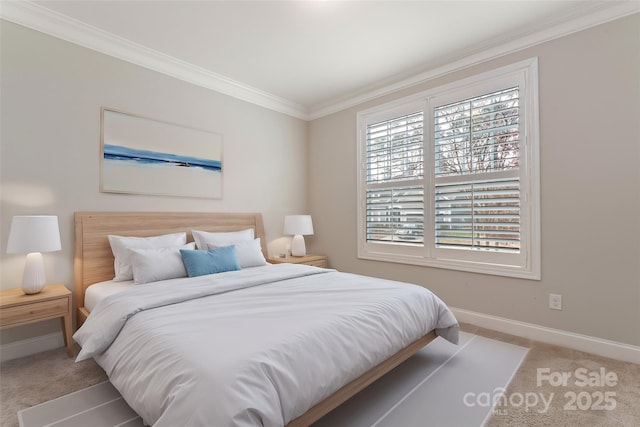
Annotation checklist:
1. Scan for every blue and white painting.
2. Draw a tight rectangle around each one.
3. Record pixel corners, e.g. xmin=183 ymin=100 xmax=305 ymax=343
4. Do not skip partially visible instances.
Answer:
xmin=101 ymin=109 xmax=223 ymax=198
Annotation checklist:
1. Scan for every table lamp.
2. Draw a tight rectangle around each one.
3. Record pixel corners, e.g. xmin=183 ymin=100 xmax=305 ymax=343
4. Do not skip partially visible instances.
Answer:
xmin=284 ymin=215 xmax=314 ymax=257
xmin=6 ymin=215 xmax=62 ymax=294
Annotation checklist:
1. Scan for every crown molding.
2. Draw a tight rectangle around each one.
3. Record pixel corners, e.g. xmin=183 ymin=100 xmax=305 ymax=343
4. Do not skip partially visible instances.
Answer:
xmin=0 ymin=1 xmax=310 ymax=120
xmin=2 ymin=1 xmax=638 ymax=122
xmin=307 ymin=2 xmax=640 ymax=120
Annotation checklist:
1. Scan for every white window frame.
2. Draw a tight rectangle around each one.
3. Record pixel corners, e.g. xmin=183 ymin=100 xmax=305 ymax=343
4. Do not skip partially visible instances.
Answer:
xmin=357 ymin=58 xmax=540 ymax=280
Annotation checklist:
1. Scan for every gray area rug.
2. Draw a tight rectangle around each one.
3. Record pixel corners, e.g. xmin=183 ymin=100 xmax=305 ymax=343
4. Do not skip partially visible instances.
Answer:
xmin=18 ymin=332 xmax=528 ymax=427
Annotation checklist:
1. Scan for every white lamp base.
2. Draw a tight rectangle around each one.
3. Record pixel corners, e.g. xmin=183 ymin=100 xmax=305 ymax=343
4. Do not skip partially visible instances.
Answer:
xmin=22 ymin=252 xmax=46 ymax=294
xmin=291 ymin=235 xmax=307 ymax=257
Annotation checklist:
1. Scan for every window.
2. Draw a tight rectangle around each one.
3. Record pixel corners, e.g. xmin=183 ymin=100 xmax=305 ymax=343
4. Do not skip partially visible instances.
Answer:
xmin=365 ymin=111 xmax=424 ymax=245
xmin=357 ymin=58 xmax=540 ymax=279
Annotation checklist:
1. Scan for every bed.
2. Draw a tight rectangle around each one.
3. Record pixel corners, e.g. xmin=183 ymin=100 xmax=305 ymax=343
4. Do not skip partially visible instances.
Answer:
xmin=73 ymin=211 xmax=458 ymax=427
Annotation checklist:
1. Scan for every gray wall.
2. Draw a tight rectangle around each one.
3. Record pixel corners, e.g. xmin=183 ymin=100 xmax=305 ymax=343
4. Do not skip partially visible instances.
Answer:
xmin=0 ymin=22 xmax=309 ymax=344
xmin=309 ymin=14 xmax=640 ymax=346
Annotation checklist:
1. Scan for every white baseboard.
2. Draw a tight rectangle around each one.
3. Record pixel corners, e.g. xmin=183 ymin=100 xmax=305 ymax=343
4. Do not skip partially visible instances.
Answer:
xmin=452 ymin=307 xmax=640 ymax=365
xmin=0 ymin=332 xmax=64 ymax=362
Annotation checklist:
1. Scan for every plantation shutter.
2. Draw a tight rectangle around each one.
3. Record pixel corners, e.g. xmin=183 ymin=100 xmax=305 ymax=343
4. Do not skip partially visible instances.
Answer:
xmin=358 ymin=59 xmax=539 ymax=279
xmin=365 ymin=111 xmax=424 ymax=244
xmin=433 ymin=87 xmax=521 ymax=252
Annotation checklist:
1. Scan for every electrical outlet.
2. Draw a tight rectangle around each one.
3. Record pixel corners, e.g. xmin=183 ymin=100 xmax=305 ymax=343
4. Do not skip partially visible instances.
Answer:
xmin=549 ymin=294 xmax=562 ymax=310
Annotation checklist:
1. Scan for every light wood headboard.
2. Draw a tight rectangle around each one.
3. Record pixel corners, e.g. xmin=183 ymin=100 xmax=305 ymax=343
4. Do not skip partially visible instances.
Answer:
xmin=74 ymin=211 xmax=267 ymax=326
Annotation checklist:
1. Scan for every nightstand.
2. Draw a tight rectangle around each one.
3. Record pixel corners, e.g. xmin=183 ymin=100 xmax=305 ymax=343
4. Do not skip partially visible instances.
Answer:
xmin=0 ymin=285 xmax=74 ymax=357
xmin=269 ymin=254 xmax=328 ymax=268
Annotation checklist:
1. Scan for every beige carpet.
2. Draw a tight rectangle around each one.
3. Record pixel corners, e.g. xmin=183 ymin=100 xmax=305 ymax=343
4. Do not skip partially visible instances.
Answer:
xmin=1 ymin=346 xmax=107 ymax=427
xmin=1 ymin=324 xmax=639 ymax=427
xmin=468 ymin=325 xmax=640 ymax=427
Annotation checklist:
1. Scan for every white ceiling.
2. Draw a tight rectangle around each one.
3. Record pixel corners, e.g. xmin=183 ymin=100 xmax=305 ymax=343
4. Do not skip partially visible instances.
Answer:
xmin=4 ymin=1 xmax=640 ymax=119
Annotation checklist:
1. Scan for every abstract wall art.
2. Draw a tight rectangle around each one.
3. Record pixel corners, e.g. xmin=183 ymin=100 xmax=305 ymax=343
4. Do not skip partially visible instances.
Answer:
xmin=101 ymin=108 xmax=223 ymax=198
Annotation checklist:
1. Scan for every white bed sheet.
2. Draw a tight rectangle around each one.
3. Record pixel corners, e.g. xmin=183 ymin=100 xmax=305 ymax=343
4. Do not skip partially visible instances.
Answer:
xmin=84 ymin=279 xmax=134 ymax=312
xmin=74 ymin=264 xmax=458 ymax=427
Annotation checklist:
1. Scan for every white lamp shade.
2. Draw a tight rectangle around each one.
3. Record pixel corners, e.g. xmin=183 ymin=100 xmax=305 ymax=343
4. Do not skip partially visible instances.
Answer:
xmin=7 ymin=215 xmax=62 ymax=254
xmin=283 ymin=215 xmax=314 ymax=236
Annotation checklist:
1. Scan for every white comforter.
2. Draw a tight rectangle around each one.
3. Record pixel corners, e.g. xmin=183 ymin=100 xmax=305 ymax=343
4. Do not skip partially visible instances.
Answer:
xmin=74 ymin=264 xmax=458 ymax=427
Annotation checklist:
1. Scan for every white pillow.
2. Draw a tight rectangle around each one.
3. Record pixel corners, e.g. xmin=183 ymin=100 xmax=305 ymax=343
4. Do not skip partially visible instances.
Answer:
xmin=108 ymin=232 xmax=187 ymax=281
xmin=207 ymin=238 xmax=267 ymax=269
xmin=192 ymin=228 xmax=254 ymax=250
xmin=130 ymin=243 xmax=195 ymax=284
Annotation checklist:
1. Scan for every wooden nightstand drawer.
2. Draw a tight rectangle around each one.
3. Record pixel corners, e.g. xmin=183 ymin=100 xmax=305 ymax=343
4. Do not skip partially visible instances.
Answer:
xmin=305 ymin=259 xmax=328 ymax=268
xmin=0 ymin=285 xmax=75 ymax=356
xmin=0 ymin=297 xmax=69 ymax=328
xmin=269 ymin=254 xmax=328 ymax=268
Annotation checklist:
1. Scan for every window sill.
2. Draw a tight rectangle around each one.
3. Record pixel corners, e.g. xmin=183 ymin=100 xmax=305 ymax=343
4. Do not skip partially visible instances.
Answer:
xmin=358 ymin=251 xmax=540 ymax=280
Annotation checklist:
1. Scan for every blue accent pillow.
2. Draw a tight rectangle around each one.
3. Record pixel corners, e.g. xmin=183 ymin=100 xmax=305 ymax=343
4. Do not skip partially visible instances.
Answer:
xmin=180 ymin=245 xmax=240 ymax=277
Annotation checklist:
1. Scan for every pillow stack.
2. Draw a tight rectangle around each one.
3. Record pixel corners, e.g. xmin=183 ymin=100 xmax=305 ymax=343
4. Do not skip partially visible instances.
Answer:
xmin=108 ymin=229 xmax=268 ymax=284
xmin=192 ymin=229 xmax=268 ymax=269
xmin=108 ymin=232 xmax=187 ymax=282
